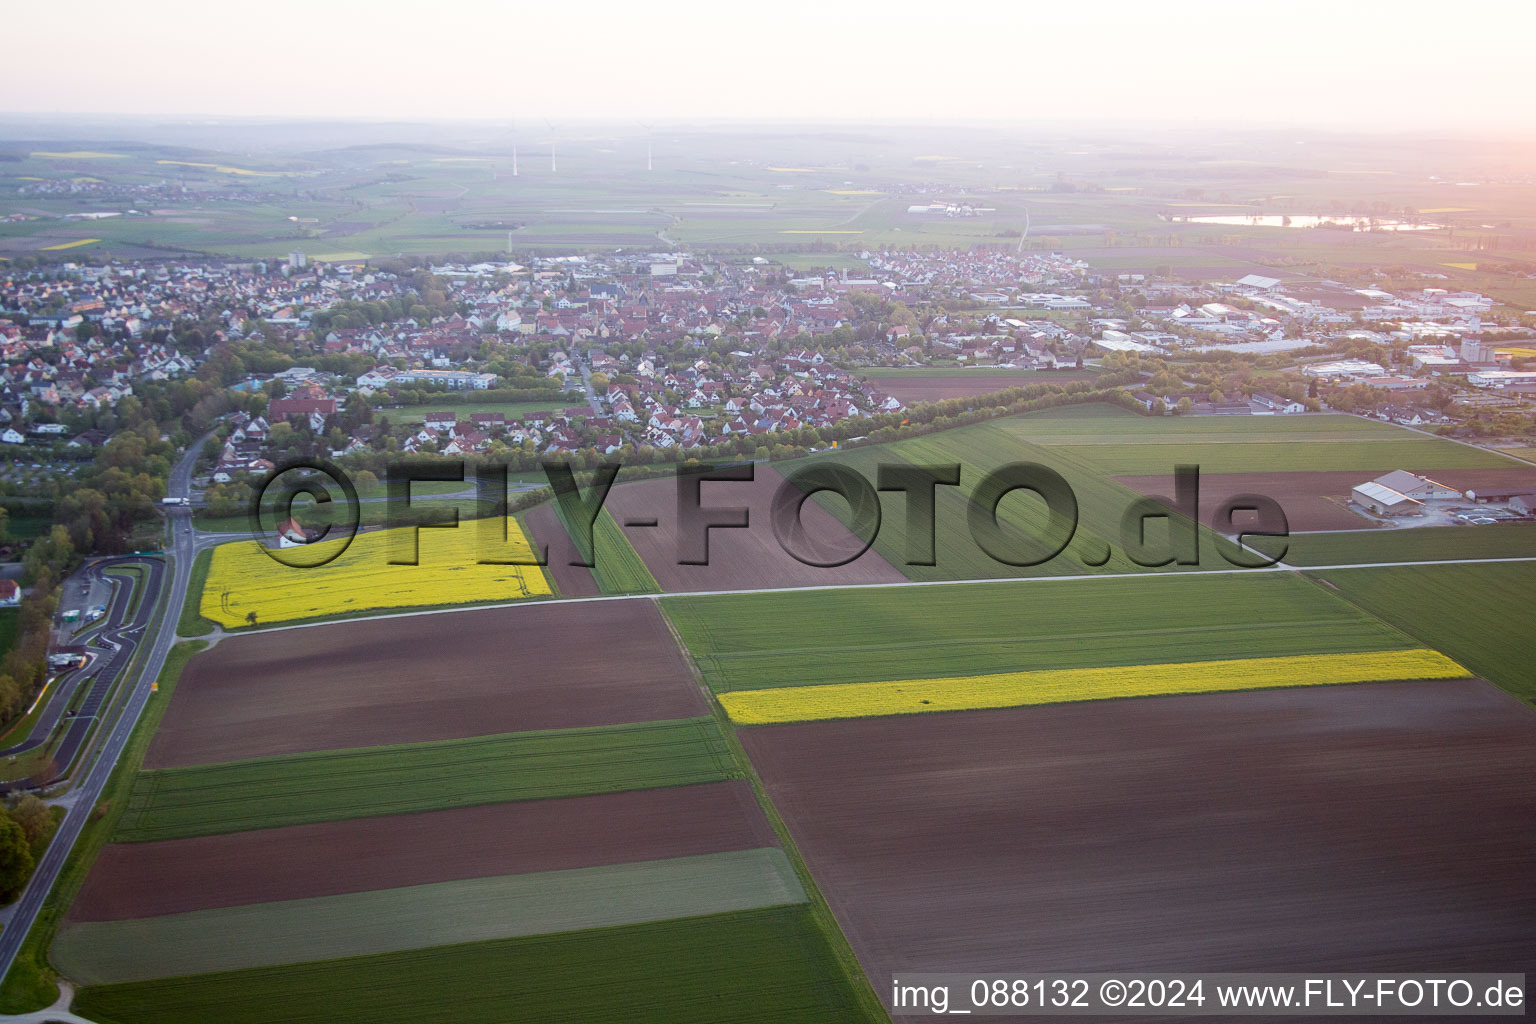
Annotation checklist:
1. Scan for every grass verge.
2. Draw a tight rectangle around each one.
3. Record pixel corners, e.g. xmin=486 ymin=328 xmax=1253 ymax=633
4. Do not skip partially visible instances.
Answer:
xmin=175 ymin=550 xmax=214 ymax=638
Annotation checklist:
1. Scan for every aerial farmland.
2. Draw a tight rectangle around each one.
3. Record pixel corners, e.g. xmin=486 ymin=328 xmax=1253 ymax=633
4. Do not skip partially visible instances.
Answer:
xmin=3 ymin=65 xmax=1536 ymax=1020
xmin=6 ymin=383 xmax=1528 ymax=1024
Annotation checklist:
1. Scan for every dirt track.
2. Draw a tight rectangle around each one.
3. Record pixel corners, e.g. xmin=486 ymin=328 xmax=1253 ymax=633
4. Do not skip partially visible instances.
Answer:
xmin=1116 ymin=467 xmax=1536 ymax=533
xmin=145 ymin=601 xmax=704 ymax=768
xmin=741 ymin=679 xmax=1536 ymax=1004
xmin=600 ymin=465 xmax=907 ymax=592
xmin=70 ymin=781 xmax=774 ymax=920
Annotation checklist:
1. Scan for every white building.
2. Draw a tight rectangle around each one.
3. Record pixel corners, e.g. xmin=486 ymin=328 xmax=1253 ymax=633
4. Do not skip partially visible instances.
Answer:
xmin=1302 ymin=359 xmax=1388 ymax=380
xmin=1469 ymin=370 xmax=1536 ymax=389
xmin=1350 ymin=481 xmax=1423 ymax=517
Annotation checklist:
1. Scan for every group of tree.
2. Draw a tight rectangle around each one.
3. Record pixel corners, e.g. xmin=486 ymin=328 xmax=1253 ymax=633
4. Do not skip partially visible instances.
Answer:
xmin=51 ymin=405 xmax=175 ymax=556
xmin=0 ymin=795 xmax=60 ymax=904
xmin=0 ymin=574 xmax=59 ymax=729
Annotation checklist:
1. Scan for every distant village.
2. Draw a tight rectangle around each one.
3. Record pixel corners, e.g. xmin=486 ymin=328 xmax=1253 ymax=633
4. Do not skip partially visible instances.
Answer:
xmin=0 ymin=246 xmax=1533 ymax=484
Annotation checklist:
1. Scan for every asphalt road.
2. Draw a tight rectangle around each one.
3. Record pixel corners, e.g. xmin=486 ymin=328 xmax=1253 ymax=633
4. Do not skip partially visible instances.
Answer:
xmin=0 ymin=558 xmax=164 ymax=787
xmin=0 ymin=435 xmax=203 ymax=987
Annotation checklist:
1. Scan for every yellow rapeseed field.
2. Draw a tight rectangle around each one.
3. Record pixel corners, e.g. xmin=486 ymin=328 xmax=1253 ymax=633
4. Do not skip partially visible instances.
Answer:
xmin=719 ymin=649 xmax=1469 ymax=724
xmin=201 ymin=517 xmax=552 ymax=627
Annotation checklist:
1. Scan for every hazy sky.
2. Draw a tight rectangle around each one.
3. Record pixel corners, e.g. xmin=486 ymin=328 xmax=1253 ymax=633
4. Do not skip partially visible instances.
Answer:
xmin=5 ymin=0 xmax=1531 ymax=129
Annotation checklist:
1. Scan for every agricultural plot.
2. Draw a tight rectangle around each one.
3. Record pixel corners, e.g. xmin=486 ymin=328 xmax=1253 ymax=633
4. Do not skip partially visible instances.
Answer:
xmin=56 ymin=848 xmax=805 ymax=984
xmin=803 ymin=417 xmax=1258 ymax=582
xmin=77 ymin=781 xmax=772 ymax=919
xmin=119 ymin=718 xmax=735 ymax=842
xmin=799 ymin=442 xmax=1058 ymax=581
xmin=1317 ymin=562 xmax=1536 ymax=704
xmin=884 ymin=421 xmax=1247 ymax=574
xmin=740 ymin=680 xmax=1536 ymax=1013
xmin=719 ymin=649 xmax=1466 ymax=724
xmin=387 ymin=398 xmax=572 ymax=424
xmin=864 ymin=370 xmax=1100 ymax=405
xmin=200 ymin=515 xmax=552 ymax=628
xmin=990 ymin=407 xmax=1514 ymax=475
xmin=598 ymin=467 xmax=906 ymax=592
xmin=1261 ymin=522 xmax=1536 ymax=565
xmin=145 ymin=601 xmax=704 ymax=767
xmin=74 ymin=906 xmax=878 ymax=1024
xmin=54 ymin=579 xmax=875 ymax=1021
xmin=522 ymin=500 xmax=605 ymax=595
xmin=664 ymin=571 xmax=1416 ymax=693
xmin=802 ymin=406 xmax=1525 ymax=580
xmin=1115 ymin=470 xmax=1376 ymax=533
xmin=518 ymin=503 xmax=602 ymax=597
xmin=549 ymin=501 xmax=659 ymax=596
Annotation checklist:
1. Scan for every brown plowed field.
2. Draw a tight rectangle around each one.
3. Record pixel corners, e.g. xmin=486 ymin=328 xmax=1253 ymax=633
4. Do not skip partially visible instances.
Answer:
xmin=70 ymin=781 xmax=773 ymax=921
xmin=145 ymin=601 xmax=703 ymax=768
xmin=740 ymin=679 xmax=1536 ymax=1002
xmin=600 ymin=466 xmax=907 ymax=592
xmin=1115 ymin=467 xmax=1536 ymax=533
xmin=1115 ymin=470 xmax=1378 ymax=532
xmin=876 ymin=373 xmax=1100 ymax=405
xmin=520 ymin=503 xmax=601 ymax=597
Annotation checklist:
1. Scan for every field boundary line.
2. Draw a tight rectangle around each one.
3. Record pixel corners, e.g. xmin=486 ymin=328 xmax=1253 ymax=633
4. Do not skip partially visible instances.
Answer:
xmin=655 ymin=604 xmax=891 ymax=1024
xmin=224 ymin=555 xmax=1536 ymax=637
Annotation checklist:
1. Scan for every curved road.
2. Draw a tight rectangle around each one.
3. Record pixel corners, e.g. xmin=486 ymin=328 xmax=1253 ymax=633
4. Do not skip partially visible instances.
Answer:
xmin=0 ymin=437 xmax=203 ymax=990
xmin=0 ymin=557 xmax=165 ymax=791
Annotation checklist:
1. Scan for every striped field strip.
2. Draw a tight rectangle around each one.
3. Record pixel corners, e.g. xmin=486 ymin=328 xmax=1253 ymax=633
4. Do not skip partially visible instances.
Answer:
xmin=719 ymin=650 xmax=1469 ymax=725
xmin=54 ymin=848 xmax=805 ymax=985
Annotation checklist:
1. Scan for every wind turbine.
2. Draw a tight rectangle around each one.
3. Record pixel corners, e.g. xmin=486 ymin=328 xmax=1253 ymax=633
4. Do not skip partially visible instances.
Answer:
xmin=489 ymin=120 xmax=521 ymax=179
xmin=544 ymin=119 xmax=559 ymax=173
xmin=637 ymin=121 xmax=654 ymax=171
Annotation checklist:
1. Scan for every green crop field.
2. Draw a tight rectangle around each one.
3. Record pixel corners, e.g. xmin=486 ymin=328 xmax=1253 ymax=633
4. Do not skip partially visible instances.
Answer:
xmin=56 ymin=849 xmax=805 ymax=984
xmin=588 ymin=509 xmax=661 ymax=594
xmin=552 ymin=502 xmax=659 ymax=596
xmin=115 ymin=718 xmax=737 ymax=842
xmin=805 ymin=415 xmax=1248 ymax=582
xmin=1316 ymin=562 xmax=1536 ymax=705
xmin=987 ymin=407 xmax=1513 ymax=475
xmin=663 ymin=572 xmax=1416 ymax=693
xmin=2 ymin=511 xmax=52 ymax=542
xmin=385 ymin=398 xmax=573 ymax=424
xmin=0 ymin=608 xmax=18 ymax=662
xmin=859 ymin=366 xmax=1102 ymax=379
xmin=802 ymin=442 xmax=1029 ymax=581
xmin=73 ymin=905 xmax=879 ymax=1024
xmin=1255 ymin=524 xmax=1536 ymax=566
xmin=804 ymin=404 xmax=1503 ymax=584
xmin=1071 ymin=440 xmax=1513 ymax=476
